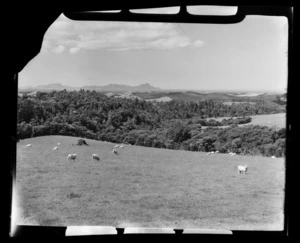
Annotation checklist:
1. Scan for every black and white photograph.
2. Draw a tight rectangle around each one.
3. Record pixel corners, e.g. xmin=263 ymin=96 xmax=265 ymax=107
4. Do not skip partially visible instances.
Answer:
xmin=10 ymin=4 xmax=291 ymax=236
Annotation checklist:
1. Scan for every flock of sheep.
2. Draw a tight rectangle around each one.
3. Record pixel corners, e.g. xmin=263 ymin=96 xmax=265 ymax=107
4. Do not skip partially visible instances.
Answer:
xmin=205 ymin=150 xmax=248 ymax=174
xmin=207 ymin=151 xmax=236 ymax=156
xmin=205 ymin=150 xmax=275 ymax=175
xmin=67 ymin=143 xmax=125 ymax=162
xmin=25 ymin=141 xmax=124 ymax=164
xmin=24 ymin=141 xmax=278 ymax=176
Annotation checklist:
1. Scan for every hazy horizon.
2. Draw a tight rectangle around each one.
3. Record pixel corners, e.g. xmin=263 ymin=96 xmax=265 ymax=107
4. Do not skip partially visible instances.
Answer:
xmin=19 ymin=8 xmax=288 ymax=92
xmin=18 ymin=81 xmax=285 ymax=94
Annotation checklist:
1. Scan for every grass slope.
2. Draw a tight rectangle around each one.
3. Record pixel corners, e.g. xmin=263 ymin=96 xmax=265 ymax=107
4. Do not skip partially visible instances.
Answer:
xmin=207 ymin=113 xmax=286 ymax=130
xmin=242 ymin=113 xmax=286 ymax=130
xmin=16 ymin=135 xmax=285 ymax=230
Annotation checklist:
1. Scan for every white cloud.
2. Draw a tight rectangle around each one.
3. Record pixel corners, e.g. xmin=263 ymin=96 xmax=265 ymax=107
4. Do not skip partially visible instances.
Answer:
xmin=42 ymin=14 xmax=204 ymax=53
xmin=193 ymin=40 xmax=204 ymax=47
xmin=69 ymin=47 xmax=81 ymax=54
xmin=150 ymin=36 xmax=191 ymax=49
xmin=52 ymin=45 xmax=65 ymax=53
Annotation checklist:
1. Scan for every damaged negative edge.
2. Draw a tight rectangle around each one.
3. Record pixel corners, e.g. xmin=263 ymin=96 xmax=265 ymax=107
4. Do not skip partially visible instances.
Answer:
xmin=65 ymin=226 xmax=118 ymax=236
xmin=65 ymin=226 xmax=232 ymax=235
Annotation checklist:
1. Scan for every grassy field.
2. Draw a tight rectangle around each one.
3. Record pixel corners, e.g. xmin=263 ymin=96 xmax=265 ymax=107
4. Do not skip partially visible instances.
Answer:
xmin=241 ymin=113 xmax=286 ymax=130
xmin=15 ymin=135 xmax=285 ymax=230
xmin=207 ymin=113 xmax=286 ymax=130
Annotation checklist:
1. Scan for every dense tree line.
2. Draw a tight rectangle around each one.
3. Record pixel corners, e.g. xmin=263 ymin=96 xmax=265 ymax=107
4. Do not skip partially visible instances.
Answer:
xmin=17 ymin=90 xmax=286 ymax=157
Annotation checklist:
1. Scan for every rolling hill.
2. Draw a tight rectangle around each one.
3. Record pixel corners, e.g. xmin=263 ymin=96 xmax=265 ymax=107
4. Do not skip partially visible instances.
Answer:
xmin=132 ymin=91 xmax=285 ymax=103
xmin=205 ymin=113 xmax=286 ymax=131
xmin=15 ymin=135 xmax=285 ymax=230
xmin=18 ymin=83 xmax=285 ymax=104
xmin=19 ymin=82 xmax=160 ymax=92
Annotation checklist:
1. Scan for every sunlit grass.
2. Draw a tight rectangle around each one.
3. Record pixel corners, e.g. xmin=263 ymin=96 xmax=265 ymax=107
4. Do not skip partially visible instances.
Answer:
xmin=207 ymin=113 xmax=286 ymax=130
xmin=16 ymin=135 xmax=285 ymax=230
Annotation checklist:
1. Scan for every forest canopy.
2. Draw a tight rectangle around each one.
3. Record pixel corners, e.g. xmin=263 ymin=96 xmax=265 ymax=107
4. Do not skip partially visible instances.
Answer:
xmin=17 ymin=90 xmax=286 ymax=157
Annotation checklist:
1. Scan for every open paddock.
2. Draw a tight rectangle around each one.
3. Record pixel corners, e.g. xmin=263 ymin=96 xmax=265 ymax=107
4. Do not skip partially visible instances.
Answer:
xmin=205 ymin=113 xmax=286 ymax=130
xmin=15 ymin=135 xmax=285 ymax=230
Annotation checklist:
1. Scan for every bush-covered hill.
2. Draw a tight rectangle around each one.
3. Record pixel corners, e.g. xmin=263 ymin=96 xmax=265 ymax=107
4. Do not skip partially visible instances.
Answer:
xmin=17 ymin=89 xmax=286 ymax=157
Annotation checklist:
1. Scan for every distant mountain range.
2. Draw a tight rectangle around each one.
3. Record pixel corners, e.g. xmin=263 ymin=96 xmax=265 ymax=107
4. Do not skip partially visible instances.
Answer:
xmin=83 ymin=83 xmax=161 ymax=92
xmin=19 ymin=82 xmax=161 ymax=92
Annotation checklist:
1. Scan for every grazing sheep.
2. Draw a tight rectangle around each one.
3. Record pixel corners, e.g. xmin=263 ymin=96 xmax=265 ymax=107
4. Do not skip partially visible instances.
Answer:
xmin=57 ymin=143 xmax=61 ymax=146
xmin=92 ymin=154 xmax=100 ymax=161
xmin=67 ymin=154 xmax=77 ymax=162
xmin=238 ymin=165 xmax=248 ymax=174
xmin=26 ymin=144 xmax=32 ymax=147
xmin=53 ymin=147 xmax=58 ymax=150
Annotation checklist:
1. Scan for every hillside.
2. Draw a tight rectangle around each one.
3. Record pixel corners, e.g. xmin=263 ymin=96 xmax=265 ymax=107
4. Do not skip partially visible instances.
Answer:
xmin=17 ymin=89 xmax=286 ymax=158
xmin=240 ymin=113 xmax=286 ymax=130
xmin=16 ymin=135 xmax=285 ymax=230
xmin=132 ymin=91 xmax=285 ymax=103
xmin=36 ymin=83 xmax=78 ymax=91
xmin=205 ymin=113 xmax=286 ymax=131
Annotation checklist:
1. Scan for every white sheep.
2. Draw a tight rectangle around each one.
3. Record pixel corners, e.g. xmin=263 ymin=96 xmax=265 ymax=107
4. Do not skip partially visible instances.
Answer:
xmin=238 ymin=165 xmax=248 ymax=174
xmin=67 ymin=154 xmax=77 ymax=162
xmin=92 ymin=154 xmax=100 ymax=161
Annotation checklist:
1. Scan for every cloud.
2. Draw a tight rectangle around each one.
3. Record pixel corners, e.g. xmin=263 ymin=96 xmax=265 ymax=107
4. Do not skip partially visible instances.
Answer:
xmin=69 ymin=47 xmax=81 ymax=54
xmin=193 ymin=40 xmax=204 ymax=47
xmin=52 ymin=45 xmax=65 ymax=53
xmin=149 ymin=36 xmax=191 ymax=49
xmin=42 ymin=14 xmax=204 ymax=53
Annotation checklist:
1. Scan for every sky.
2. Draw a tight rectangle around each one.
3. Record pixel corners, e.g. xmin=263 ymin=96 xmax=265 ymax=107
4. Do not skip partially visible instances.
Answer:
xmin=19 ymin=6 xmax=288 ymax=92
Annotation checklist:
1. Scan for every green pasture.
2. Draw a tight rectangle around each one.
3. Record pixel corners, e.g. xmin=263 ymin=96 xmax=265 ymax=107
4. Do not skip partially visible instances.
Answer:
xmin=16 ymin=135 xmax=285 ymax=230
